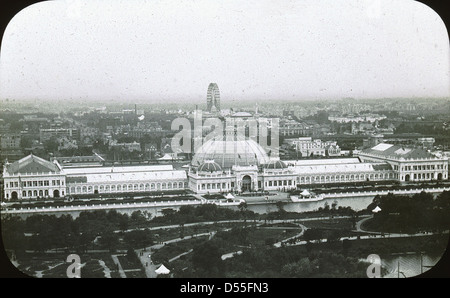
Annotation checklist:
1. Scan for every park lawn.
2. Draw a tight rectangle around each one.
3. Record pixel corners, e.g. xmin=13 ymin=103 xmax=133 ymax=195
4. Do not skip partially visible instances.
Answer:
xmin=151 ymin=225 xmax=211 ymax=243
xmin=149 ymin=222 xmax=259 ymax=243
xmin=14 ymin=252 xmax=120 ymax=278
xmin=246 ymin=227 xmax=301 ymax=247
xmin=123 ymin=270 xmax=147 ymax=278
xmin=14 ymin=252 xmax=69 ymax=278
xmin=210 ymin=225 xmax=303 ymax=254
xmin=299 ymin=217 xmax=354 ymax=230
xmin=79 ymin=259 xmax=109 ymax=278
xmin=116 ymin=255 xmax=142 ymax=270
xmin=300 ymin=233 xmax=449 ymax=259
xmin=151 ymin=235 xmax=209 ymax=264
xmin=82 ymin=252 xmax=123 ymax=278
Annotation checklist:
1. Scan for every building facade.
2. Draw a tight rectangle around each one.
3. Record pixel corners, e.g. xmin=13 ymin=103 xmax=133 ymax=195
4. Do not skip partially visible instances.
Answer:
xmin=285 ymin=137 xmax=341 ymax=157
xmin=65 ymin=165 xmax=188 ymax=196
xmin=357 ymin=143 xmax=448 ymax=182
xmin=39 ymin=128 xmax=80 ymax=142
xmin=2 ymin=141 xmax=449 ymax=200
xmin=2 ymin=154 xmax=67 ymax=200
xmin=0 ymin=133 xmax=21 ymax=150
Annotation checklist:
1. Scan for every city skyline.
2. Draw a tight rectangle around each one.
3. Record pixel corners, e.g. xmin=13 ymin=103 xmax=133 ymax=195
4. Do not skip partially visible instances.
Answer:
xmin=0 ymin=0 xmax=448 ymax=104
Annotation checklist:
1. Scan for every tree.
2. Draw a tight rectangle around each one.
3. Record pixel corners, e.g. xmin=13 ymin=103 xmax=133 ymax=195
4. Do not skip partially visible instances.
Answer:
xmin=303 ymin=229 xmax=323 ymax=243
xmin=191 ymin=241 xmax=223 ymax=277
xmin=131 ymin=210 xmax=147 ymax=226
xmin=238 ymin=201 xmax=248 ymax=223
xmin=77 ymin=231 xmax=94 ymax=253
xmin=342 ymin=239 xmax=351 ymax=255
xmin=276 ymin=201 xmax=285 ymax=214
xmin=161 ymin=208 xmax=177 ymax=217
xmin=43 ymin=136 xmax=59 ymax=153
xmin=331 ymin=200 xmax=338 ymax=211
xmin=123 ymin=229 xmax=153 ymax=248
xmin=324 ymin=230 xmax=341 ymax=244
xmin=1 ymin=216 xmax=27 ymax=255
xmin=281 ymin=258 xmax=316 ymax=278
xmin=126 ymin=248 xmax=138 ymax=262
xmin=99 ymin=230 xmax=119 ymax=252
xmin=118 ymin=215 xmax=129 ymax=232
xmin=238 ymin=201 xmax=248 ymax=213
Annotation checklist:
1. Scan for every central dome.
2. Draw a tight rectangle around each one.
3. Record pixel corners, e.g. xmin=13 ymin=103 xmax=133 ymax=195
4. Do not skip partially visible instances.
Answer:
xmin=198 ymin=160 xmax=222 ymax=172
xmin=265 ymin=160 xmax=287 ymax=170
xmin=192 ymin=139 xmax=271 ymax=169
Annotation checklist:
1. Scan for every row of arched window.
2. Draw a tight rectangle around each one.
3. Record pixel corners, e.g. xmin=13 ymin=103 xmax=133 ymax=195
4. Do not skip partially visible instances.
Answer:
xmin=20 ymin=189 xmax=63 ymax=198
xmin=68 ymin=181 xmax=188 ymax=194
xmin=265 ymin=180 xmax=294 ymax=187
xmin=297 ymin=172 xmax=395 ymax=183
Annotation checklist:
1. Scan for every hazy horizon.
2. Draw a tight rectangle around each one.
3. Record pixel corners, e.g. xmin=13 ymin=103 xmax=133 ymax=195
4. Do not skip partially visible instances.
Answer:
xmin=0 ymin=0 xmax=449 ymax=103
xmin=2 ymin=96 xmax=450 ymax=115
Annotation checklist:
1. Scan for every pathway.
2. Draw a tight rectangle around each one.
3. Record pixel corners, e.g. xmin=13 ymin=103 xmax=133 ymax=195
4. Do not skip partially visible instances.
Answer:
xmin=98 ymin=260 xmax=111 ymax=278
xmin=168 ymin=249 xmax=193 ymax=263
xmin=110 ymin=255 xmax=127 ymax=278
xmin=273 ymin=223 xmax=307 ymax=248
xmin=355 ymin=214 xmax=379 ymax=234
xmin=135 ymin=231 xmax=215 ymax=278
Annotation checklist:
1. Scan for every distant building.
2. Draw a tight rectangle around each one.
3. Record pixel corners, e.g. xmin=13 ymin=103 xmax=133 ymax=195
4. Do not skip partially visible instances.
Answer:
xmin=0 ymin=133 xmax=23 ymax=162
xmin=329 ymin=114 xmax=386 ymax=123
xmin=0 ymin=120 xmax=11 ymax=134
xmin=1 ymin=133 xmax=21 ymax=150
xmin=57 ymin=137 xmax=78 ymax=151
xmin=326 ymin=144 xmax=341 ymax=157
xmin=417 ymin=137 xmax=435 ymax=150
xmin=279 ymin=120 xmax=311 ymax=136
xmin=363 ymin=134 xmax=384 ymax=149
xmin=80 ymin=127 xmax=100 ymax=141
xmin=285 ymin=137 xmax=340 ymax=157
xmin=161 ymin=143 xmax=178 ymax=159
xmin=109 ymin=141 xmax=141 ymax=152
xmin=51 ymin=154 xmax=105 ymax=167
xmin=144 ymin=142 xmax=158 ymax=159
xmin=39 ymin=128 xmax=80 ymax=142
xmin=351 ymin=122 xmax=375 ymax=134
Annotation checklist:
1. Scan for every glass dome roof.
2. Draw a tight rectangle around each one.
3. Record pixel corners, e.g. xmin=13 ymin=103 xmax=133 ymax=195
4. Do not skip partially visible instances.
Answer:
xmin=265 ymin=160 xmax=287 ymax=170
xmin=192 ymin=139 xmax=270 ymax=169
xmin=198 ymin=160 xmax=222 ymax=172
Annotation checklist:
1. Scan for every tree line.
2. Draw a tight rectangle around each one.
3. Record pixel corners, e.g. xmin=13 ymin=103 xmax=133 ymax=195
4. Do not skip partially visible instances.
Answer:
xmin=365 ymin=190 xmax=450 ymax=233
xmin=1 ymin=209 xmax=150 ymax=257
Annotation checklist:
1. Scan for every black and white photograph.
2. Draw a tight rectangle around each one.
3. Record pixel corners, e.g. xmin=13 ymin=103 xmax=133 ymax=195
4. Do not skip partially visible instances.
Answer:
xmin=0 ymin=0 xmax=449 ymax=282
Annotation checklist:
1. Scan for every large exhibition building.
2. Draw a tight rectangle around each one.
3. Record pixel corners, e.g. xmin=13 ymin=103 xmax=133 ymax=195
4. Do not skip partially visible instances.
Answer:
xmin=1 ymin=83 xmax=448 ymax=200
xmin=2 ymin=139 xmax=448 ymax=200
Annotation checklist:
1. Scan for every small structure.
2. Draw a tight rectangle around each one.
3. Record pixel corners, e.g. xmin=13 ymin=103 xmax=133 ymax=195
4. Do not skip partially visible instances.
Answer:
xmin=372 ymin=206 xmax=382 ymax=213
xmin=155 ymin=264 xmax=170 ymax=275
xmin=225 ymin=193 xmax=235 ymax=200
xmin=300 ymin=189 xmax=311 ymax=197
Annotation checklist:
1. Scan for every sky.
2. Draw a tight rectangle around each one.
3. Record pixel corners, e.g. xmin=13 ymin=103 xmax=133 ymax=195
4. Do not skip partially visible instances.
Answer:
xmin=0 ymin=0 xmax=449 ymax=104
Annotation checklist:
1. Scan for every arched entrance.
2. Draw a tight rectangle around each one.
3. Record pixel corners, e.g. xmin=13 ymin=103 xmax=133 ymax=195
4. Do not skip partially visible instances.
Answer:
xmin=405 ymin=174 xmax=410 ymax=182
xmin=437 ymin=173 xmax=443 ymax=180
xmin=11 ymin=191 xmax=18 ymax=200
xmin=242 ymin=175 xmax=252 ymax=192
xmin=53 ymin=190 xmax=60 ymax=198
